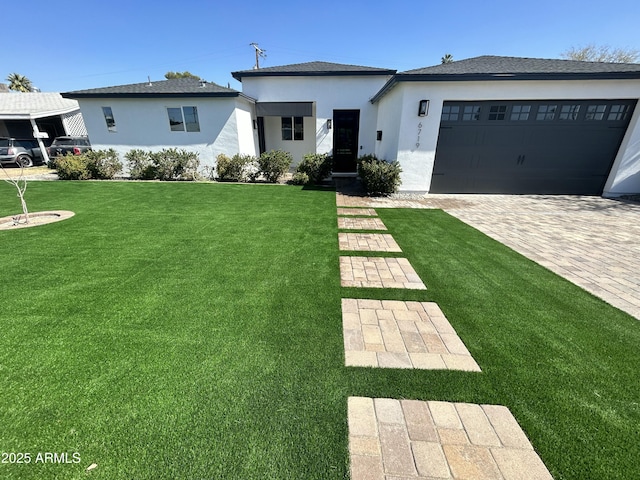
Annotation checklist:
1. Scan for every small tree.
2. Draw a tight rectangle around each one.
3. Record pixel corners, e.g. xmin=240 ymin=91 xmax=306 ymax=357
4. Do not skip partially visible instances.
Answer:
xmin=1 ymin=162 xmax=30 ymax=225
xmin=560 ymin=44 xmax=640 ymax=63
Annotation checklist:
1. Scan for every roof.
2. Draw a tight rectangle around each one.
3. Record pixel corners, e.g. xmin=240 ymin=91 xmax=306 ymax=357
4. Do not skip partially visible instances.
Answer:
xmin=62 ymin=78 xmax=254 ymax=101
xmin=371 ymin=55 xmax=640 ymax=102
xmin=0 ymin=92 xmax=80 ymax=120
xmin=232 ymin=61 xmax=396 ymax=81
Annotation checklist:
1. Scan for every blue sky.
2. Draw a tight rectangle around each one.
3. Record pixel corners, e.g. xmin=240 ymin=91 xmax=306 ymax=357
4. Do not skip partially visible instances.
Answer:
xmin=5 ymin=0 xmax=639 ymax=92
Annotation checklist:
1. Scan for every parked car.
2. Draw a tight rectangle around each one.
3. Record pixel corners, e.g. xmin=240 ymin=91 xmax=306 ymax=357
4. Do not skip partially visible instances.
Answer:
xmin=0 ymin=137 xmax=43 ymax=167
xmin=47 ymin=136 xmax=91 ymax=158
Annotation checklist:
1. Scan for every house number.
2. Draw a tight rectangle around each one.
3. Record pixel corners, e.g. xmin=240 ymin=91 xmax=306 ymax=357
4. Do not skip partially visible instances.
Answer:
xmin=416 ymin=122 xmax=422 ymax=148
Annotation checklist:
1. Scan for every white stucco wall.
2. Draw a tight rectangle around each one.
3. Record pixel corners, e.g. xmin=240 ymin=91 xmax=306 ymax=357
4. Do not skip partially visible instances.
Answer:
xmin=77 ymin=96 xmax=256 ymax=170
xmin=262 ymin=115 xmax=316 ymax=165
xmin=241 ymin=75 xmax=391 ymax=161
xmin=377 ymin=79 xmax=640 ymax=193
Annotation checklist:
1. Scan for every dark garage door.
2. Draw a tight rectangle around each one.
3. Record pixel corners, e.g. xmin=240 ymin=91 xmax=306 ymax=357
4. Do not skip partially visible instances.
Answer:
xmin=431 ymin=99 xmax=636 ymax=194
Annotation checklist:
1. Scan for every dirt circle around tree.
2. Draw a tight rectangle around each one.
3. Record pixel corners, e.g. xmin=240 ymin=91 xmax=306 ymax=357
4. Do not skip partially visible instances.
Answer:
xmin=0 ymin=211 xmax=75 ymax=230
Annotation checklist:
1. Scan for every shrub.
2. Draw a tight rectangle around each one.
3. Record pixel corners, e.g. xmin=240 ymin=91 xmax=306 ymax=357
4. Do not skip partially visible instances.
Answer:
xmin=357 ymin=155 xmax=402 ymax=196
xmin=55 ymin=154 xmax=91 ymax=180
xmin=289 ymin=172 xmax=309 ymax=185
xmin=84 ymin=149 xmax=122 ymax=179
xmin=258 ymin=150 xmax=292 ymax=183
xmin=295 ymin=153 xmax=332 ymax=185
xmin=126 ymin=149 xmax=156 ymax=180
xmin=149 ymin=148 xmax=200 ymax=181
xmin=216 ymin=153 xmax=254 ymax=182
xmin=55 ymin=149 xmax=123 ymax=180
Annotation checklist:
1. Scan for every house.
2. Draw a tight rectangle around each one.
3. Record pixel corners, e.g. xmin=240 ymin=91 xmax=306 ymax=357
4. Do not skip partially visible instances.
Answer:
xmin=65 ymin=56 xmax=640 ymax=196
xmin=0 ymin=92 xmax=87 ymax=162
xmin=230 ymin=62 xmax=396 ymax=173
xmin=62 ymin=78 xmax=257 ymax=165
xmin=370 ymin=56 xmax=640 ymax=196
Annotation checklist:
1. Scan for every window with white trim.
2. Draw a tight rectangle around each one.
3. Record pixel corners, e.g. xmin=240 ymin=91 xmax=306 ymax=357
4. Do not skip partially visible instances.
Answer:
xmin=167 ymin=106 xmax=200 ymax=132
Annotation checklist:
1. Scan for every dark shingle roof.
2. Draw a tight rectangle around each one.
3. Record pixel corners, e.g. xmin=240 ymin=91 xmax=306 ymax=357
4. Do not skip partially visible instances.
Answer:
xmin=63 ymin=78 xmax=253 ymax=100
xmin=371 ymin=55 xmax=640 ymax=102
xmin=402 ymin=55 xmax=640 ymax=76
xmin=232 ymin=61 xmax=396 ymax=81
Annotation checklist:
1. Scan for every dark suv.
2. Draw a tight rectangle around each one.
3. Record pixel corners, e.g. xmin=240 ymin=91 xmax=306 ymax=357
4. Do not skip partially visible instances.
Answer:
xmin=47 ymin=136 xmax=92 ymax=158
xmin=0 ymin=138 xmax=43 ymax=167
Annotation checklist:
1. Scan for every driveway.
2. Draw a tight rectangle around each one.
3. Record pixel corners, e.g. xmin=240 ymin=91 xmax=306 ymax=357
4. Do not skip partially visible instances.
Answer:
xmin=336 ymin=193 xmax=640 ymax=320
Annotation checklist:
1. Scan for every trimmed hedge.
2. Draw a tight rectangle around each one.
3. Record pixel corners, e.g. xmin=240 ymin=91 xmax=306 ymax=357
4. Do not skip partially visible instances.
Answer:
xmin=357 ymin=154 xmax=402 ymax=196
xmin=56 ymin=149 xmax=122 ymax=180
xmin=126 ymin=148 xmax=200 ymax=181
xmin=294 ymin=153 xmax=332 ymax=185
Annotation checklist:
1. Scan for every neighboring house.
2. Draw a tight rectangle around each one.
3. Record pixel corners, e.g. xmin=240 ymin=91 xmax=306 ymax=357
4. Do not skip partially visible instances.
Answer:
xmin=62 ymin=78 xmax=257 ymax=168
xmin=0 ymin=92 xmax=87 ymax=161
xmin=231 ymin=62 xmax=396 ymax=172
xmin=371 ymin=56 xmax=640 ymax=196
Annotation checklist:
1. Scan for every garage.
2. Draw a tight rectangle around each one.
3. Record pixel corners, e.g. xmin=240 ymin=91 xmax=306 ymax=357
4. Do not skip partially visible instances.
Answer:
xmin=431 ymin=99 xmax=637 ymax=194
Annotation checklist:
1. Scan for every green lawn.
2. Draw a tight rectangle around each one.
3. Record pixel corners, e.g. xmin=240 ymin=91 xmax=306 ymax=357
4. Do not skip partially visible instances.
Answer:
xmin=0 ymin=182 xmax=638 ymax=479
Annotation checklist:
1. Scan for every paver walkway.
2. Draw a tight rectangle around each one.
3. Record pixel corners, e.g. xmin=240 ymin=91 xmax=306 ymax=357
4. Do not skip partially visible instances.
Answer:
xmin=337 ymin=193 xmax=640 ymax=320
xmin=338 ymin=216 xmax=388 ymax=230
xmin=339 ymin=233 xmax=402 ymax=252
xmin=348 ymin=397 xmax=553 ymax=480
xmin=337 ymin=208 xmax=378 ymax=216
xmin=342 ymin=299 xmax=481 ymax=371
xmin=340 ymin=256 xmax=426 ymax=289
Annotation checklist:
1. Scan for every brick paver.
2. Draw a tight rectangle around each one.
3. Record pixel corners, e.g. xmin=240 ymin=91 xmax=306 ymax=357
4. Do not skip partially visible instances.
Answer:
xmin=336 ymin=193 xmax=640 ymax=320
xmin=338 ymin=233 xmax=402 ymax=252
xmin=338 ymin=216 xmax=387 ymax=230
xmin=348 ymin=397 xmax=553 ymax=480
xmin=340 ymin=256 xmax=426 ymax=289
xmin=337 ymin=208 xmax=378 ymax=216
xmin=342 ymin=299 xmax=481 ymax=371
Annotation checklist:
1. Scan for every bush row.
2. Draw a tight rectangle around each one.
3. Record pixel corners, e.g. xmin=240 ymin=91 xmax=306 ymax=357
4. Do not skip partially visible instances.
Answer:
xmin=55 ymin=150 xmax=123 ymax=180
xmin=214 ymin=150 xmax=292 ymax=183
xmin=125 ymin=148 xmax=200 ymax=181
xmin=53 ymin=148 xmax=402 ymax=195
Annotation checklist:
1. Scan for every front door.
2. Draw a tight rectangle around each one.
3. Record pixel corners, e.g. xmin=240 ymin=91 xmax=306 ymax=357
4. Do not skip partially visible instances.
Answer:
xmin=332 ymin=110 xmax=360 ymax=172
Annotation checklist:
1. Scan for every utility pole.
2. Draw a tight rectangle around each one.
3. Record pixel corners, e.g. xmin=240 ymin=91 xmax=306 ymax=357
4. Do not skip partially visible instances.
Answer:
xmin=250 ymin=43 xmax=267 ymax=69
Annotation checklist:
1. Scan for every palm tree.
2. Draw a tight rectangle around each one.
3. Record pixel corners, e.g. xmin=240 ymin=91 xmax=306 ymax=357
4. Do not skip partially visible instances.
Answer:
xmin=441 ymin=54 xmax=454 ymax=64
xmin=6 ymin=73 xmax=33 ymax=92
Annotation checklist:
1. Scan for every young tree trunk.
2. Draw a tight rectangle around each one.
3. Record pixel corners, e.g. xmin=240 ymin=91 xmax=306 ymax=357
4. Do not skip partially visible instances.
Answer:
xmin=1 ymin=163 xmax=30 ymax=224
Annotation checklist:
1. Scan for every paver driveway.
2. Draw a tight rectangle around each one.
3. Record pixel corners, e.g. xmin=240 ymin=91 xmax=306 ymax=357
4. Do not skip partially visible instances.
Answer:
xmin=336 ymin=193 xmax=640 ymax=320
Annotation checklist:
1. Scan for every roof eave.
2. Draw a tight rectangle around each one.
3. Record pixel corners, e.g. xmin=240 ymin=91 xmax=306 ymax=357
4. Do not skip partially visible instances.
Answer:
xmin=62 ymin=91 xmax=246 ymax=100
xmin=232 ymin=70 xmax=396 ymax=82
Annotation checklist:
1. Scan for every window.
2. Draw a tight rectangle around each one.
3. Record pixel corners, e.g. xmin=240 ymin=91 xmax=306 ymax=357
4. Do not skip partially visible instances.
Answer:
xmin=608 ymin=104 xmax=631 ymax=121
xmin=167 ymin=106 xmax=200 ymax=132
xmin=510 ymin=105 xmax=531 ymax=121
xmin=281 ymin=116 xmax=304 ymax=140
xmin=462 ymin=105 xmax=481 ymax=121
xmin=441 ymin=105 xmax=460 ymax=121
xmin=536 ymin=105 xmax=557 ymax=121
xmin=559 ymin=104 xmax=580 ymax=120
xmin=586 ymin=105 xmax=607 ymax=121
xmin=102 ymin=106 xmax=117 ymax=132
xmin=488 ymin=105 xmax=507 ymax=120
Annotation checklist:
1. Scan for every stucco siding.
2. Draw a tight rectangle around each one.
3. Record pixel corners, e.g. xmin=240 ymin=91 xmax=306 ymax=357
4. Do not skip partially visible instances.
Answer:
xmin=77 ymin=97 xmax=252 ymax=169
xmin=242 ymin=75 xmax=391 ymax=158
xmin=384 ymin=79 xmax=640 ymax=192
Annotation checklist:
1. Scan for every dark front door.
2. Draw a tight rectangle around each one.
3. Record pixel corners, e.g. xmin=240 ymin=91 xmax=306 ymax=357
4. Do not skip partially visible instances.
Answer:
xmin=332 ymin=110 xmax=360 ymax=172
